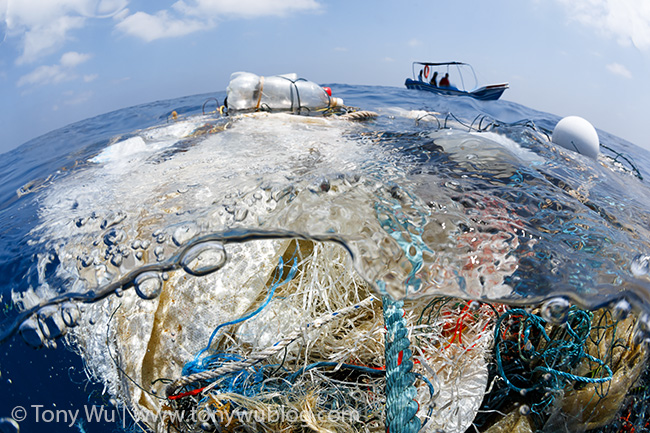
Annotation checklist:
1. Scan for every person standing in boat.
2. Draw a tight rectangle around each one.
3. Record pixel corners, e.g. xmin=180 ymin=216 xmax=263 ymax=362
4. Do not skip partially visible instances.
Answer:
xmin=418 ymin=69 xmax=424 ymax=81
xmin=439 ymin=73 xmax=450 ymax=87
xmin=430 ymin=71 xmax=438 ymax=87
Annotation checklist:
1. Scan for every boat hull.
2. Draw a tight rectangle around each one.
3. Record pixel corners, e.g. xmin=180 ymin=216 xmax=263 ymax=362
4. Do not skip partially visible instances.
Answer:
xmin=404 ymin=79 xmax=507 ymax=101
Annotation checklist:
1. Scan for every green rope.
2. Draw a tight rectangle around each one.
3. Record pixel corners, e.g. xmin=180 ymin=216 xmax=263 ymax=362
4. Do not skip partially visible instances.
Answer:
xmin=383 ymin=296 xmax=421 ymax=433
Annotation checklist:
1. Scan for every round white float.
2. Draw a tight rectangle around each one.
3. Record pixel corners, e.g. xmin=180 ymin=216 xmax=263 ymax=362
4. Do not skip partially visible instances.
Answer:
xmin=551 ymin=116 xmax=600 ymax=159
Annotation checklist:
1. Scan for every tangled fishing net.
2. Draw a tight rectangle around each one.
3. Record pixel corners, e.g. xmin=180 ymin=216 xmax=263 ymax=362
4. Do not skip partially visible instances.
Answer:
xmin=10 ymin=108 xmax=650 ymax=433
xmin=63 ymin=234 xmax=649 ymax=433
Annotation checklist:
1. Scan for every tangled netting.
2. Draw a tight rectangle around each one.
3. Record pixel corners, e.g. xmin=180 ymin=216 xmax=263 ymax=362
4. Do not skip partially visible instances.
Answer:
xmin=17 ymin=108 xmax=648 ymax=433
xmin=88 ymin=239 xmax=644 ymax=433
xmin=157 ymin=242 xmax=433 ymax=433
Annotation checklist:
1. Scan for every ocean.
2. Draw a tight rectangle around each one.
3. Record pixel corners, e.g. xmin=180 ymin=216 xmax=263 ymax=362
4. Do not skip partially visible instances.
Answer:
xmin=1 ymin=83 xmax=650 ymax=433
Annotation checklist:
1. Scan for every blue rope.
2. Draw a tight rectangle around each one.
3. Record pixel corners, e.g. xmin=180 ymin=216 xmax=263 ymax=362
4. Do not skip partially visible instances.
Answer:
xmin=383 ymin=296 xmax=421 ymax=433
xmin=183 ymin=256 xmax=299 ymax=375
xmin=494 ymin=307 xmax=613 ymax=412
xmin=375 ymin=185 xmax=432 ymax=297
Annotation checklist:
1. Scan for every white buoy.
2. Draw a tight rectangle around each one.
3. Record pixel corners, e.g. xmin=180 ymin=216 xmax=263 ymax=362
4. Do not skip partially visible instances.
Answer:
xmin=551 ymin=116 xmax=600 ymax=159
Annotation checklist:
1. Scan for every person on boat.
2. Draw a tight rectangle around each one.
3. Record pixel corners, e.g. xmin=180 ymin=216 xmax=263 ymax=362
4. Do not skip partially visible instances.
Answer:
xmin=430 ymin=71 xmax=438 ymax=87
xmin=418 ymin=69 xmax=424 ymax=81
xmin=439 ymin=73 xmax=450 ymax=87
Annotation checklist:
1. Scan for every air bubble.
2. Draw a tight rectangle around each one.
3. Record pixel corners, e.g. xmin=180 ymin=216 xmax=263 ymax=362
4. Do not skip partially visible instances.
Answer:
xmin=141 ymin=240 xmax=151 ymax=250
xmin=180 ymin=242 xmax=227 ymax=276
xmin=199 ymin=421 xmax=215 ymax=432
xmin=131 ymin=239 xmax=142 ymax=250
xmin=445 ymin=181 xmax=462 ymax=191
xmin=519 ymin=405 xmax=531 ymax=416
xmin=60 ymin=303 xmax=80 ymax=327
xmin=631 ymin=254 xmax=650 ymax=277
xmin=272 ymin=186 xmax=294 ymax=202
xmin=103 ymin=229 xmax=126 ymax=246
xmin=100 ymin=211 xmax=127 ymax=229
xmin=0 ymin=416 xmax=20 ymax=433
xmin=540 ymin=297 xmax=571 ymax=325
xmin=172 ymin=224 xmax=198 ymax=246
xmin=38 ymin=305 xmax=67 ymax=339
xmin=134 ymin=272 xmax=163 ymax=300
xmin=79 ymin=254 xmax=93 ymax=267
xmin=135 ymin=251 xmax=143 ymax=260
xmin=612 ymin=299 xmax=632 ymax=321
xmin=154 ymin=246 xmax=165 ymax=261
xmin=633 ymin=312 xmax=650 ymax=345
xmin=234 ymin=208 xmax=248 ymax=222
xmin=110 ymin=254 xmax=123 ymax=267
xmin=19 ymin=316 xmax=45 ymax=348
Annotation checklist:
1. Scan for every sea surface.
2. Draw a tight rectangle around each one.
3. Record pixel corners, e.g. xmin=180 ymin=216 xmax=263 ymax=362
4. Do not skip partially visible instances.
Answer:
xmin=1 ymin=83 xmax=650 ymax=433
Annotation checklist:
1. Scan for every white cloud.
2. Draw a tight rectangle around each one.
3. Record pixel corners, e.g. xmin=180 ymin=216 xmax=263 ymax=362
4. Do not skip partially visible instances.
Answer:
xmin=115 ymin=10 xmax=209 ymax=42
xmin=97 ymin=0 xmax=127 ymax=16
xmin=17 ymin=15 xmax=86 ymax=65
xmin=5 ymin=0 xmax=128 ymax=64
xmin=60 ymin=50 xmax=91 ymax=67
xmin=18 ymin=64 xmax=69 ymax=86
xmin=172 ymin=0 xmax=321 ymax=19
xmin=555 ymin=0 xmax=650 ymax=50
xmin=408 ymin=38 xmax=421 ymax=47
xmin=4 ymin=0 xmax=321 ymax=63
xmin=606 ymin=62 xmax=632 ymax=79
xmin=112 ymin=7 xmax=129 ymax=21
xmin=83 ymin=73 xmax=98 ymax=82
xmin=115 ymin=0 xmax=321 ymax=42
xmin=17 ymin=50 xmax=91 ymax=86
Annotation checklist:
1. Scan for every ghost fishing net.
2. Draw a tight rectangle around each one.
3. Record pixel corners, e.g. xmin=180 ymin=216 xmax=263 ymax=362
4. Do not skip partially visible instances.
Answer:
xmin=61 ymin=235 xmax=649 ymax=433
xmin=10 ymin=109 xmax=650 ymax=433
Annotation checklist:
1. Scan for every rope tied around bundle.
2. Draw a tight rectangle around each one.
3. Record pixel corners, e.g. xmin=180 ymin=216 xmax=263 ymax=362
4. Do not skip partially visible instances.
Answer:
xmin=383 ymin=296 xmax=421 ymax=433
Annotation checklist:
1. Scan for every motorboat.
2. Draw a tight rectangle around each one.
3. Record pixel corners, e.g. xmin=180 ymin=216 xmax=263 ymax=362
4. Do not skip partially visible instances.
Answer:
xmin=405 ymin=61 xmax=508 ymax=101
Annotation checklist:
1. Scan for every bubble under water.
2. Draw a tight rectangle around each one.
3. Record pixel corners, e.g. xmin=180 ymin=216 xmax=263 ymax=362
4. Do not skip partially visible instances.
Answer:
xmin=180 ymin=242 xmax=227 ymax=276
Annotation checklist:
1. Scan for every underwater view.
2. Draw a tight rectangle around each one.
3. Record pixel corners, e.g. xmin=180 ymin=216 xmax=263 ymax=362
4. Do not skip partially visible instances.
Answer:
xmin=2 ymin=80 xmax=650 ymax=433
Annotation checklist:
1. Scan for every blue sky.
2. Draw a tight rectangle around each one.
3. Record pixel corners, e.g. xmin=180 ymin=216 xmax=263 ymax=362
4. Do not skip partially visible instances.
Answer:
xmin=1 ymin=0 xmax=649 ymax=154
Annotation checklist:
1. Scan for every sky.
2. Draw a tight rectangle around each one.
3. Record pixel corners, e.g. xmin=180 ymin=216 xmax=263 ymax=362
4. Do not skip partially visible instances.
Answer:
xmin=1 ymin=0 xmax=650 ymax=154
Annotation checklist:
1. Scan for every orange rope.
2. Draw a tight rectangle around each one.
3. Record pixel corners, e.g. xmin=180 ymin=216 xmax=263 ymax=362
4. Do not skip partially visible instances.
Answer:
xmin=255 ymin=76 xmax=265 ymax=110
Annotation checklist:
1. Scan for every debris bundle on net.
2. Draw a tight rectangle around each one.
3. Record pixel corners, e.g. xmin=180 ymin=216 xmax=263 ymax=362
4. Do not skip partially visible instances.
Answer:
xmin=68 ymin=238 xmax=649 ymax=433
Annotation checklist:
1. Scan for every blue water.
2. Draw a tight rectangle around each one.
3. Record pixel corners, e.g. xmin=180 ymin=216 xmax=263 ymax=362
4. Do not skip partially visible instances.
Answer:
xmin=1 ymin=83 xmax=650 ymax=432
